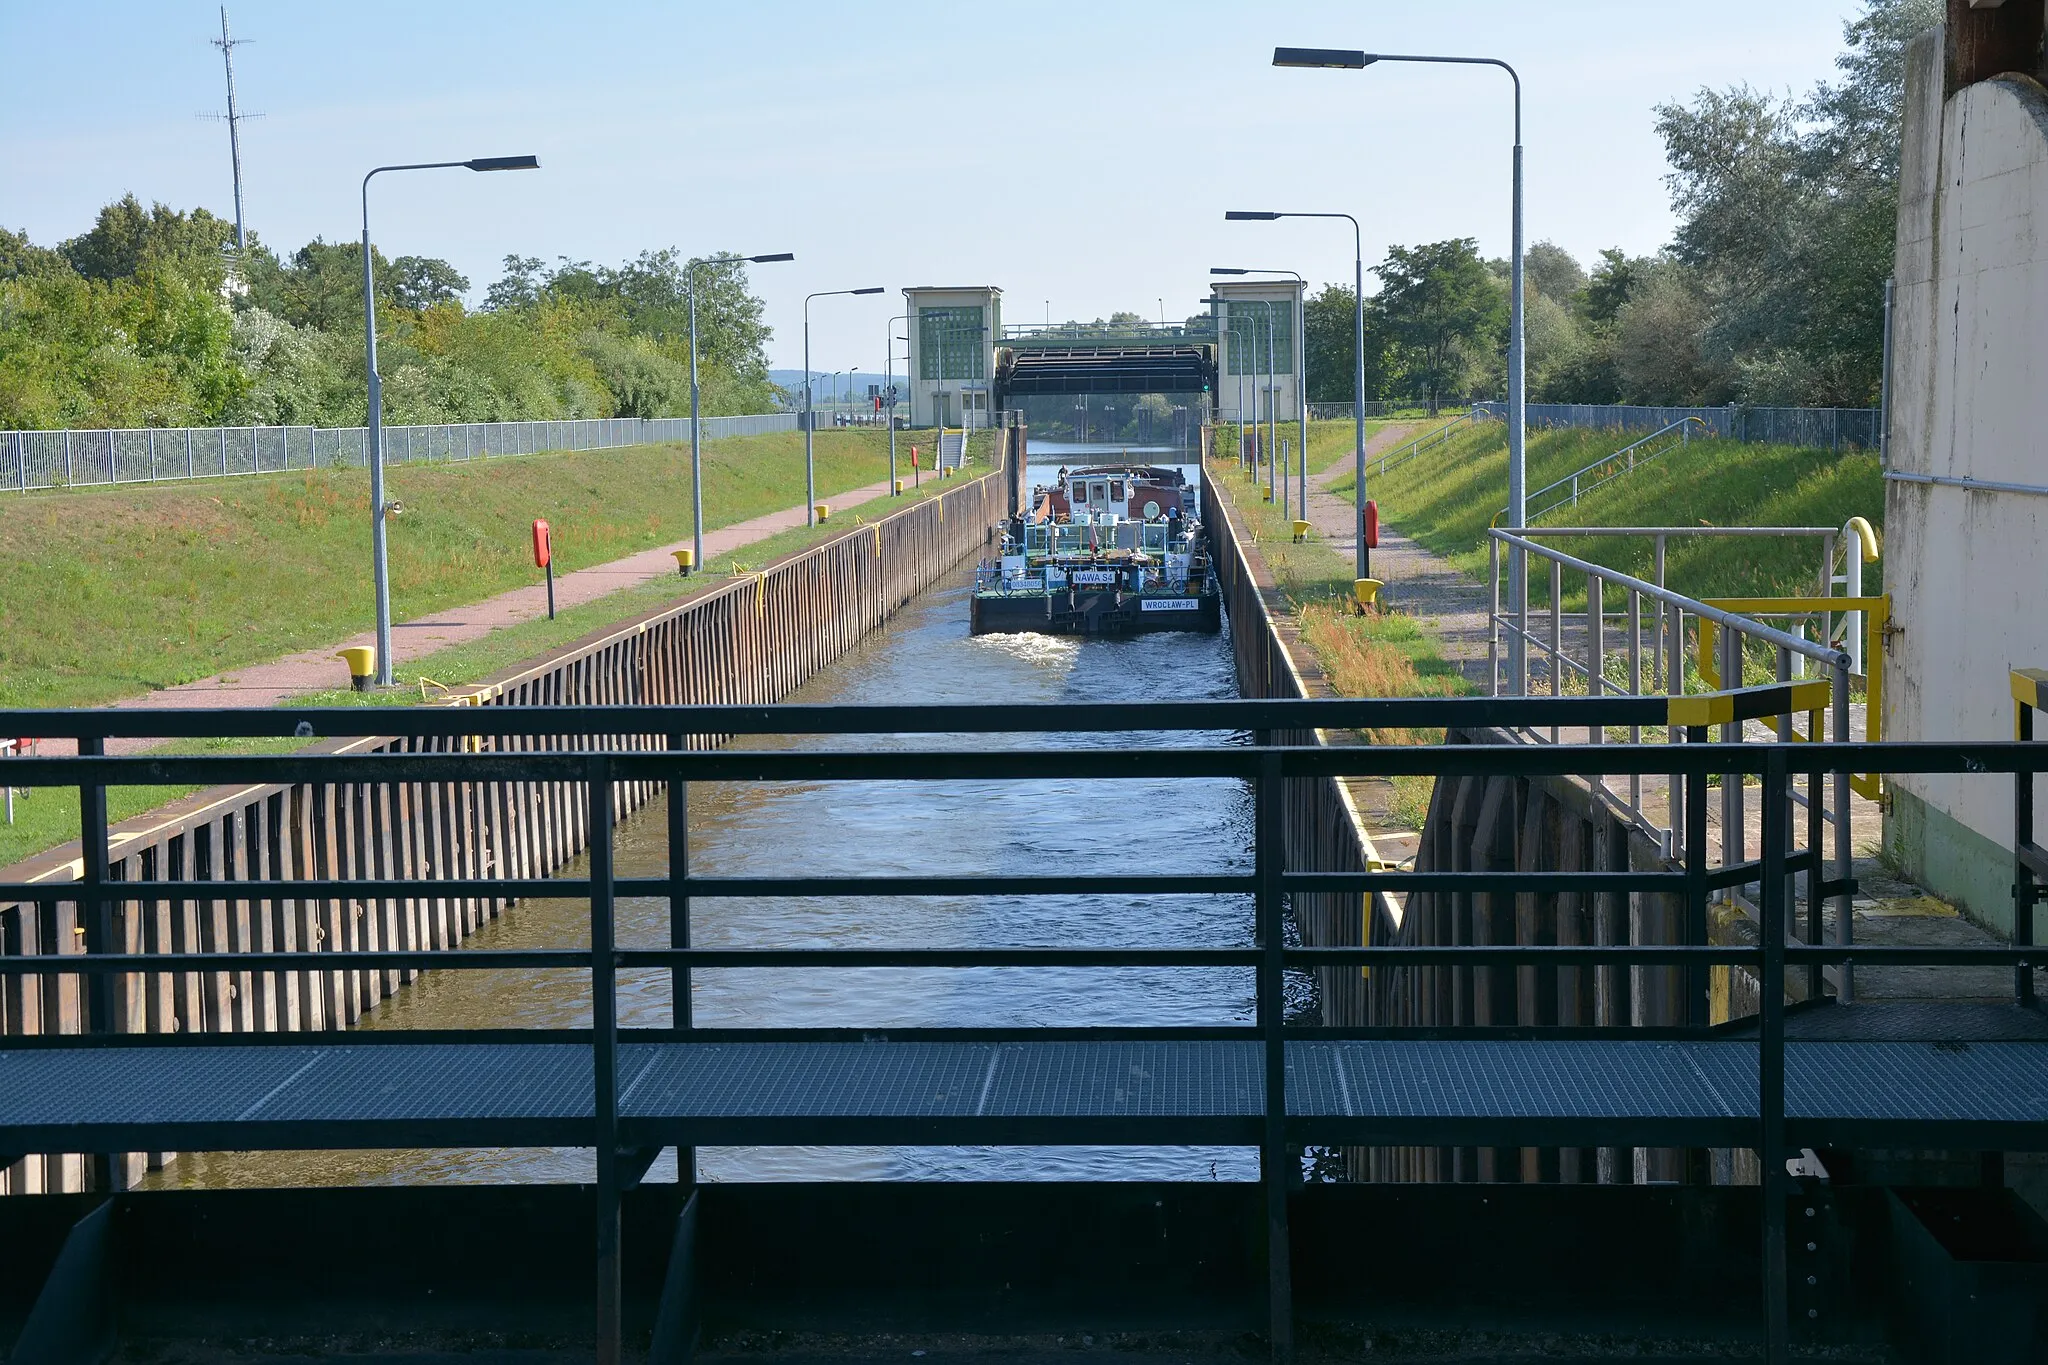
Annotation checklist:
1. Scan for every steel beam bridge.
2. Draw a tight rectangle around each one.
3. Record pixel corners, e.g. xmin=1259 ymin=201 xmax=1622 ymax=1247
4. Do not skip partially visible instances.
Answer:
xmin=1 ymin=697 xmax=2045 ymax=1364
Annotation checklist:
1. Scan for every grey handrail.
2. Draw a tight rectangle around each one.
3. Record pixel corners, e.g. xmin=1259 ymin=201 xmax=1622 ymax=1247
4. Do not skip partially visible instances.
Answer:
xmin=1499 ymin=417 xmax=1707 ymax=524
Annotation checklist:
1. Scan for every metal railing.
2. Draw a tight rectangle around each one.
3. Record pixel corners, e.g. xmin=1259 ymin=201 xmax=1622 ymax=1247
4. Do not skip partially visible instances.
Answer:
xmin=2 ymin=700 xmax=2045 ymax=1364
xmin=1369 ymin=409 xmax=1493 ymax=478
xmin=1502 ymin=417 xmax=1709 ymax=524
xmin=3 ymin=413 xmax=799 ymax=493
xmin=1473 ymin=402 xmax=1880 ymax=452
xmin=1487 ymin=526 xmax=1875 ymax=995
xmin=1305 ymin=401 xmax=1447 ymax=421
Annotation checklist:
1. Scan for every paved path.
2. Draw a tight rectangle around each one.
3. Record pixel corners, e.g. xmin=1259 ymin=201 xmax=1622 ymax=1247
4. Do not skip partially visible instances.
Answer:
xmin=46 ymin=477 xmax=903 ymax=755
xmin=1296 ymin=425 xmax=1494 ymax=686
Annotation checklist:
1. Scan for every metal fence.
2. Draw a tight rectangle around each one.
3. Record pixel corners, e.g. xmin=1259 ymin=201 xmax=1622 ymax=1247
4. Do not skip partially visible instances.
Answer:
xmin=2 ymin=413 xmax=800 ymax=493
xmin=1306 ymin=401 xmax=1464 ymax=421
xmin=1472 ymin=403 xmax=1880 ymax=451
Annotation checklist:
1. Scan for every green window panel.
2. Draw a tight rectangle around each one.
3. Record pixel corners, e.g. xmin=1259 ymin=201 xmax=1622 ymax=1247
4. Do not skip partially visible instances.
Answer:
xmin=1222 ymin=302 xmax=1293 ymax=376
xmin=919 ymin=306 xmax=987 ymax=380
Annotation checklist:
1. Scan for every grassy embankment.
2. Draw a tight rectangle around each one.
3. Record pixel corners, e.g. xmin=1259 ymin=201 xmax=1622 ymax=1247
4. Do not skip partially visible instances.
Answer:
xmin=1206 ymin=449 xmax=1466 ymax=830
xmin=1329 ymin=420 xmax=1885 ymax=602
xmin=0 ymin=428 xmax=986 ymax=866
xmin=0 ymin=427 xmax=938 ymax=711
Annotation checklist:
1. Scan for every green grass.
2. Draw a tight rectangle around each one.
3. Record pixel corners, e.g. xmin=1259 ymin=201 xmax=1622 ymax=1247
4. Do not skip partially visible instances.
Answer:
xmin=1207 ymin=455 xmax=1469 ymax=709
xmin=0 ymin=428 xmax=918 ymax=710
xmin=1216 ymin=418 xmax=1411 ymax=479
xmin=0 ymin=454 xmax=983 ymax=869
xmin=1328 ymin=422 xmax=1884 ymax=602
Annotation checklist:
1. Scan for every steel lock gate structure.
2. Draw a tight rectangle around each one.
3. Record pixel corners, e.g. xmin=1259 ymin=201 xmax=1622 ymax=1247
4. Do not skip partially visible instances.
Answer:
xmin=1 ymin=696 xmax=2046 ymax=1364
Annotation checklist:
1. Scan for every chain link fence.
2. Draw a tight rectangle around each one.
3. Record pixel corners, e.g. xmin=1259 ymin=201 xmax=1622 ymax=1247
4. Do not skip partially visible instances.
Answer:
xmin=1306 ymin=400 xmax=1477 ymax=421
xmin=1470 ymin=402 xmax=1880 ymax=451
xmin=3 ymin=413 xmax=799 ymax=493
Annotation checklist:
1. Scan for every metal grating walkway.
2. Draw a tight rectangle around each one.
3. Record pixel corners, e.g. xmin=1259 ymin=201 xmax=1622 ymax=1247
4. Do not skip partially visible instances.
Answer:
xmin=3 ymin=1037 xmax=2044 ymax=1154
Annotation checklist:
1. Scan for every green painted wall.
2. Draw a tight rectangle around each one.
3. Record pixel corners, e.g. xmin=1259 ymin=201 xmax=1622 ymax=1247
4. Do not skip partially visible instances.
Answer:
xmin=1888 ymin=787 xmax=2035 ymax=938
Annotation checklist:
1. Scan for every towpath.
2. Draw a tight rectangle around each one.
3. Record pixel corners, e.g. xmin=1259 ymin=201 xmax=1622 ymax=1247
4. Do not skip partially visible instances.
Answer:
xmin=40 ymin=475 xmax=902 ymax=755
xmin=1296 ymin=424 xmax=1494 ymax=686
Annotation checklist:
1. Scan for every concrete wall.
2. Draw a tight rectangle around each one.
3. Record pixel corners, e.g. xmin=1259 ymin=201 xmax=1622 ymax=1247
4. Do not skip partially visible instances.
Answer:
xmin=904 ymin=287 xmax=1000 ymax=428
xmin=1884 ymin=28 xmax=2048 ymax=933
xmin=1209 ymin=281 xmax=1302 ymax=428
xmin=0 ymin=438 xmax=1020 ymax=1195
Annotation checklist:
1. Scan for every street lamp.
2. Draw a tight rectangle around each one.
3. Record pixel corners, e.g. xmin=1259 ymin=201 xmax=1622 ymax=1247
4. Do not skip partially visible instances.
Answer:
xmin=1225 ymin=297 xmax=1279 ymax=506
xmin=1227 ymin=210 xmax=1367 ymax=575
xmin=1204 ymin=296 xmax=1247 ymax=472
xmin=1273 ymin=45 xmax=1525 ymax=675
xmin=804 ymin=287 xmax=886 ymax=525
xmin=1214 ymin=268 xmax=1306 ymax=520
xmin=688 ymin=252 xmax=792 ymax=574
xmin=885 ymin=315 xmax=909 ymax=493
xmin=361 ymin=154 xmax=538 ymax=686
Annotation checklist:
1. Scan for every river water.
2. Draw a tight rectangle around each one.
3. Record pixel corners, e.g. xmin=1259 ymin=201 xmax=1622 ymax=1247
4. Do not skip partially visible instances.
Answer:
xmin=149 ymin=446 xmax=1271 ymax=1189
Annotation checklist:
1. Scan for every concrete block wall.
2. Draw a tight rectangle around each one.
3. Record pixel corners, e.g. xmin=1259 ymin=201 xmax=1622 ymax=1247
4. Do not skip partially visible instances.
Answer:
xmin=1883 ymin=25 xmax=2048 ymax=932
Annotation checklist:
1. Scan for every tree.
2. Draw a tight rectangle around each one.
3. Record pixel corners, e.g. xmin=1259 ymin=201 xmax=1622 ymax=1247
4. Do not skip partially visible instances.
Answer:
xmin=60 ymin=194 xmax=235 ymax=290
xmin=1302 ymin=284 xmax=1399 ymax=405
xmin=1373 ymin=239 xmax=1505 ymax=415
xmin=389 ymin=256 xmax=469 ymax=311
xmin=1614 ymin=264 xmax=1728 ymax=404
xmin=1579 ymin=248 xmax=1643 ymax=324
xmin=1524 ymin=240 xmax=1587 ymax=305
xmin=1648 ymin=0 xmax=1941 ymax=407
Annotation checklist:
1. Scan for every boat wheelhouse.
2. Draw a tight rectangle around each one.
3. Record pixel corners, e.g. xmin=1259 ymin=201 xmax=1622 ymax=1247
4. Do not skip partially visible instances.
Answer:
xmin=970 ymin=464 xmax=1221 ymax=636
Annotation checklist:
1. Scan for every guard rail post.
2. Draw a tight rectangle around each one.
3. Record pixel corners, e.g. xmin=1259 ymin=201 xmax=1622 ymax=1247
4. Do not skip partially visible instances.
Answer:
xmin=666 ymin=731 xmax=697 ymax=1186
xmin=1760 ymin=745 xmax=1791 ymax=1364
xmin=2014 ymin=670 xmax=2046 ymax=1008
xmin=589 ymin=755 xmax=622 ymax=1365
xmin=1833 ymin=655 xmax=1855 ymax=1002
xmin=1255 ymin=749 xmax=1292 ymax=1362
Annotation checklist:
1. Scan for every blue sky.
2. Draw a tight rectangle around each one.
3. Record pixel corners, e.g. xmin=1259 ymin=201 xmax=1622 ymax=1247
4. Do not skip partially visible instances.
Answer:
xmin=3 ymin=1 xmax=1857 ymax=376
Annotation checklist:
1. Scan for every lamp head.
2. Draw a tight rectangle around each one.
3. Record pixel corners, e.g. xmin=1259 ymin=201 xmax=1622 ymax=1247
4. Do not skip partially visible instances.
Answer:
xmin=465 ymin=155 xmax=540 ymax=172
xmin=1224 ymin=211 xmax=1282 ymax=221
xmin=853 ymin=287 xmax=885 ymax=296
xmin=748 ymin=252 xmax=795 ymax=263
xmin=1272 ymin=47 xmax=1375 ymax=69
xmin=1210 ymin=268 xmax=1249 ymax=276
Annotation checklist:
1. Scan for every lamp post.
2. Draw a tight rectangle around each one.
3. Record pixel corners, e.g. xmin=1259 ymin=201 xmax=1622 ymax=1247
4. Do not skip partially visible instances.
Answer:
xmin=1215 ymin=268 xmax=1306 ymax=520
xmin=804 ymin=287 xmax=885 ymax=525
xmin=688 ymin=252 xmax=792 ymax=575
xmin=1205 ymin=297 xmax=1248 ymax=472
xmin=1227 ymin=212 xmax=1365 ymax=574
xmin=361 ymin=154 xmax=538 ymax=687
xmin=1232 ymin=298 xmax=1279 ymax=505
xmin=1273 ymin=45 xmax=1524 ymax=676
xmin=885 ymin=314 xmax=909 ymax=493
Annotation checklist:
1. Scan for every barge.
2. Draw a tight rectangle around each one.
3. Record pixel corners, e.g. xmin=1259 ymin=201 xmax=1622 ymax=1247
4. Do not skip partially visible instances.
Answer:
xmin=971 ymin=463 xmax=1221 ymax=636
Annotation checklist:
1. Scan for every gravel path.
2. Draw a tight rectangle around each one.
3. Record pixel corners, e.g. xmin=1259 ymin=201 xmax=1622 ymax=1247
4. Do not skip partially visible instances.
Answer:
xmin=1295 ymin=425 xmax=1493 ymax=686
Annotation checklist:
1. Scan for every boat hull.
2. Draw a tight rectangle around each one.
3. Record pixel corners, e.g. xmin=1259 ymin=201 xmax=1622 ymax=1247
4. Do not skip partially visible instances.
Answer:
xmin=970 ymin=589 xmax=1221 ymax=636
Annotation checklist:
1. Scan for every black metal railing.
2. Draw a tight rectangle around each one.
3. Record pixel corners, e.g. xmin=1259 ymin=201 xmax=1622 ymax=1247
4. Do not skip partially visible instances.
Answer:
xmin=3 ymin=697 xmax=2045 ymax=1365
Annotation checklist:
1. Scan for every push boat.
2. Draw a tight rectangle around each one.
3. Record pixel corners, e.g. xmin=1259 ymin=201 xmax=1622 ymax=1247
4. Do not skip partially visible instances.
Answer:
xmin=971 ymin=463 xmax=1221 ymax=635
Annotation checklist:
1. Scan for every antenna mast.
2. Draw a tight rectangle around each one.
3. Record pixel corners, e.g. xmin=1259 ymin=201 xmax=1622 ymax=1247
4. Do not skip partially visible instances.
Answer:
xmin=211 ymin=7 xmax=249 ymax=250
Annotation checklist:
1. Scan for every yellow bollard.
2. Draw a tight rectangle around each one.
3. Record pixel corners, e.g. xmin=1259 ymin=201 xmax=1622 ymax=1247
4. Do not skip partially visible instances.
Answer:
xmin=335 ymin=646 xmax=377 ymax=692
xmin=1262 ymin=487 xmax=1273 ymax=502
xmin=893 ymin=479 xmax=905 ymax=495
xmin=815 ymin=503 xmax=831 ymax=522
xmin=672 ymin=548 xmax=694 ymax=577
xmin=1292 ymin=520 xmax=1311 ymax=543
xmin=1352 ymin=579 xmax=1384 ymax=615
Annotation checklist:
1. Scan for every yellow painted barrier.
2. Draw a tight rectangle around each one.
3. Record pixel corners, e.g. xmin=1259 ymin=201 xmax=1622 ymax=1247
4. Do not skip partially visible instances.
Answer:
xmin=335 ymin=646 xmax=376 ymax=692
xmin=1695 ymin=594 xmax=1890 ymax=800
